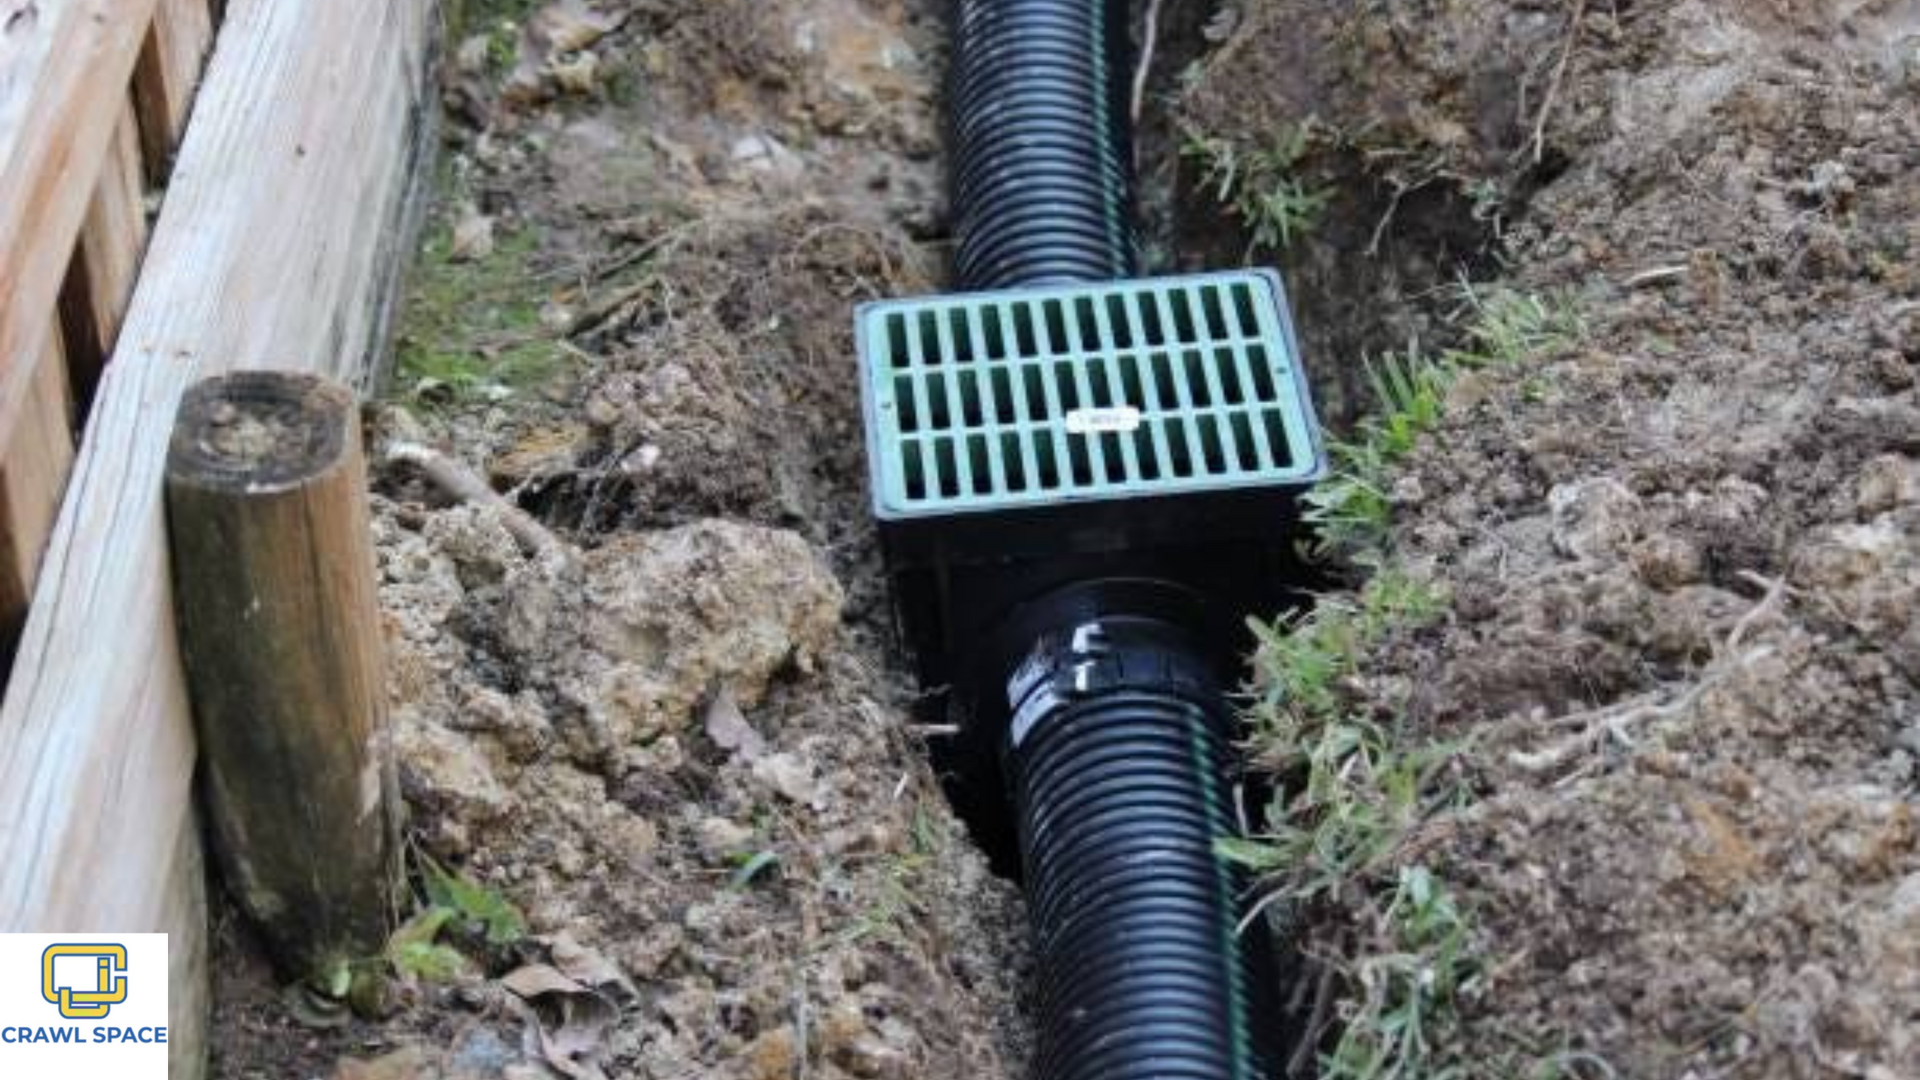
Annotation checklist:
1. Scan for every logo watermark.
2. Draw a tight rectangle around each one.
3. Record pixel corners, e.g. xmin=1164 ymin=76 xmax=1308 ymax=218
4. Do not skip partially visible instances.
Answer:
xmin=43 ymin=944 xmax=129 ymax=1019
xmin=0 ymin=934 xmax=167 ymax=1077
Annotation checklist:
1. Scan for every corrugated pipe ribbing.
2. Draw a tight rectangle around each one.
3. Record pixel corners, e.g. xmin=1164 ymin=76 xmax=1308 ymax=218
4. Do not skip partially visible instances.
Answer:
xmin=1002 ymin=618 xmax=1266 ymax=1080
xmin=950 ymin=0 xmax=1139 ymax=288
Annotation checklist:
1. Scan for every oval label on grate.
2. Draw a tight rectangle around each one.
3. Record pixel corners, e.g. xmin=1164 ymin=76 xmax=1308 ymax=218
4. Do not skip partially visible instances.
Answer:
xmin=1064 ymin=405 xmax=1142 ymax=435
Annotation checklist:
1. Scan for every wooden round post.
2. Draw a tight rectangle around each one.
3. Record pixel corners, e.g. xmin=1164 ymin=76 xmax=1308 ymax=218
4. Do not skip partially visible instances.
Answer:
xmin=166 ymin=371 xmax=398 ymax=985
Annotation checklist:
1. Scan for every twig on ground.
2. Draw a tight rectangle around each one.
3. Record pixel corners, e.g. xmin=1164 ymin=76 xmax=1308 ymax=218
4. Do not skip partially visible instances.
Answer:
xmin=589 ymin=230 xmax=676 ymax=284
xmin=1507 ymin=575 xmax=1788 ymax=776
xmin=1726 ymin=572 xmax=1790 ymax=652
xmin=1529 ymin=0 xmax=1588 ymax=165
xmin=384 ymin=440 xmax=571 ymax=560
xmin=1509 ymin=644 xmax=1773 ymax=776
xmin=1130 ymin=0 xmax=1166 ymax=129
xmin=1622 ymin=264 xmax=1689 ymax=289
xmin=1287 ymin=960 xmax=1340 ymax=1078
xmin=569 ymin=278 xmax=656 ymax=340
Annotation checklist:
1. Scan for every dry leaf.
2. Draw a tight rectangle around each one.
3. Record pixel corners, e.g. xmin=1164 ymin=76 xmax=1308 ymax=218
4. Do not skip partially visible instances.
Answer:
xmin=502 ymin=963 xmax=587 ymax=1000
xmin=501 ymin=953 xmax=621 ymax=1080
xmin=285 ymin=983 xmax=352 ymax=1030
xmin=551 ymin=53 xmax=600 ymax=95
xmin=490 ymin=425 xmax=586 ymax=486
xmin=531 ymin=0 xmax=624 ymax=56
xmin=505 ymin=0 xmax=627 ymax=103
xmin=704 ymin=687 xmax=768 ymax=762
xmin=1202 ymin=5 xmax=1240 ymax=42
xmin=453 ymin=34 xmax=493 ymax=75
xmin=549 ymin=933 xmax=636 ymax=999
xmin=536 ymin=992 xmax=617 ymax=1080
xmin=751 ymin=751 xmax=822 ymax=808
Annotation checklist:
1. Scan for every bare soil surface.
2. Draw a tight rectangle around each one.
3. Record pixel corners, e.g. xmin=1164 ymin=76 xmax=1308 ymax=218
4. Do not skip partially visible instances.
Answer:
xmin=1183 ymin=1 xmax=1918 ymax=1076
xmin=207 ymin=1 xmax=1918 ymax=1079
xmin=211 ymin=2 xmax=1031 ymax=1078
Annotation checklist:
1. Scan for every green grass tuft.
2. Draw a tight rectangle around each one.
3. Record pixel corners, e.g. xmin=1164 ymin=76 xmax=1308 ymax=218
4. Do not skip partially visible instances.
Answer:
xmin=1303 ymin=287 xmax=1582 ymax=562
xmin=1320 ymin=866 xmax=1475 ymax=1080
xmin=1235 ymin=566 xmax=1473 ymax=1077
xmin=1232 ymin=288 xmax=1593 ymax=1078
xmin=393 ymin=220 xmax=566 ymax=408
xmin=1237 ymin=567 xmax=1454 ymax=902
xmin=1185 ymin=125 xmax=1333 ymax=254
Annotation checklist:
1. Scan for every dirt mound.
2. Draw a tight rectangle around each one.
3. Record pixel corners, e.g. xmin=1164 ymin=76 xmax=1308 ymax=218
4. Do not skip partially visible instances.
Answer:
xmin=374 ymin=503 xmax=1022 ymax=1079
xmin=210 ymin=1 xmax=1027 ymax=1078
xmin=545 ymin=207 xmax=933 ymax=539
xmin=1184 ymin=0 xmax=1918 ymax=1075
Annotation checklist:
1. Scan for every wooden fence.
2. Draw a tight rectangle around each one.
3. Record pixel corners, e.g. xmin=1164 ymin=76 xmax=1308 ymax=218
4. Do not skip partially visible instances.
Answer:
xmin=0 ymin=0 xmax=216 ymax=663
xmin=0 ymin=0 xmax=437 ymax=1073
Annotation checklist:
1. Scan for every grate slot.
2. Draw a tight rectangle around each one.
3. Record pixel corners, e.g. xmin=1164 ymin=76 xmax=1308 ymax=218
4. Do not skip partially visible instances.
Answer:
xmin=902 ymin=317 xmax=938 ymax=501
xmin=967 ymin=305 xmax=1010 ymax=494
xmin=1199 ymin=282 xmax=1230 ymax=339
xmin=1245 ymin=342 xmax=1278 ymax=401
xmin=1012 ymin=303 xmax=1037 ymax=355
xmin=926 ymin=378 xmax=950 ymax=431
xmin=1001 ymin=431 xmax=1028 ymax=490
xmin=886 ymin=312 xmax=909 ymax=366
xmin=1164 ymin=416 xmax=1194 ymax=478
xmin=1034 ymin=437 xmax=1060 ymax=492
xmin=948 ymin=308 xmax=973 ymax=365
xmin=933 ymin=438 xmax=959 ymax=498
xmin=1135 ymin=288 xmax=1163 ymax=346
xmin=1106 ymin=293 xmax=1134 ymax=348
xmin=1262 ymin=409 xmax=1291 ymax=469
xmin=934 ymin=311 xmax=977 ymax=495
xmin=1042 ymin=299 xmax=1069 ymax=352
xmin=1131 ymin=424 xmax=1161 ymax=480
xmin=1030 ymin=314 xmax=1074 ymax=491
xmin=988 ymin=365 xmax=1016 ymax=420
xmin=903 ymin=438 xmax=926 ymax=500
xmin=895 ymin=374 xmax=919 ymax=433
xmin=1229 ymin=413 xmax=1259 ymax=471
xmin=1074 ymin=296 xmax=1101 ymax=350
xmin=860 ymin=270 xmax=1322 ymax=517
xmin=1165 ymin=286 xmax=1196 ymax=341
xmin=1231 ymin=281 xmax=1259 ymax=336
xmin=1216 ymin=347 xmax=1246 ymax=405
xmin=966 ymin=433 xmax=992 ymax=495
xmin=1196 ymin=416 xmax=1227 ymax=475
xmin=980 ymin=305 xmax=1007 ymax=360
xmin=1090 ymin=295 xmax=1144 ymax=483
xmin=916 ymin=311 xmax=941 ymax=365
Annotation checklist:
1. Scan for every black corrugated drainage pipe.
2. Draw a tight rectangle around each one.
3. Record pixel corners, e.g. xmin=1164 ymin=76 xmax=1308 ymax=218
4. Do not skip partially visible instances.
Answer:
xmin=949 ymin=3 xmax=1277 ymax=1078
xmin=951 ymin=0 xmax=1139 ymax=289
xmin=999 ymin=599 xmax=1267 ymax=1080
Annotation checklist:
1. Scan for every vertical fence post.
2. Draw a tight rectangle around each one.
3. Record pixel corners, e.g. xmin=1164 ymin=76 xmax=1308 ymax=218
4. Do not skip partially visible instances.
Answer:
xmin=165 ymin=370 xmax=399 ymax=985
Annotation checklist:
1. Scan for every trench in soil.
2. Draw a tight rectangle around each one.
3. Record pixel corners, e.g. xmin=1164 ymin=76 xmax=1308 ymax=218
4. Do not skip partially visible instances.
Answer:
xmin=203 ymin=1 xmax=1505 ymax=1076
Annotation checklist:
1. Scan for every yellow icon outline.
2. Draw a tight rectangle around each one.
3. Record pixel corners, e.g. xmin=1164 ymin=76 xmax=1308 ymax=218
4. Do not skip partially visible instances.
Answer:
xmin=42 ymin=944 xmax=128 ymax=1020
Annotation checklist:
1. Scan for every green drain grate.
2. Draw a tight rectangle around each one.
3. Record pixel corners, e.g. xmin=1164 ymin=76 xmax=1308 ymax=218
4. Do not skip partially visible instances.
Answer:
xmin=858 ymin=270 xmax=1325 ymax=519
